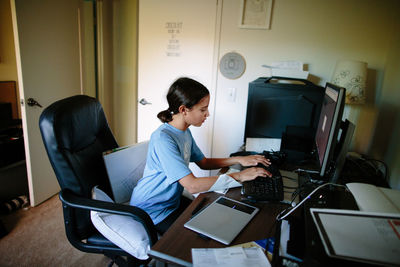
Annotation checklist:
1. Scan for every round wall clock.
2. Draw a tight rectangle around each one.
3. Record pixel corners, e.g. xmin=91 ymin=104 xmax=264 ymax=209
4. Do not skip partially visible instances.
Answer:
xmin=219 ymin=52 xmax=246 ymax=79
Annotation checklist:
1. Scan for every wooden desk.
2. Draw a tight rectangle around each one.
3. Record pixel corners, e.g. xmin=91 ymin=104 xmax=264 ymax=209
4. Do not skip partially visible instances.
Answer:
xmin=148 ymin=188 xmax=290 ymax=266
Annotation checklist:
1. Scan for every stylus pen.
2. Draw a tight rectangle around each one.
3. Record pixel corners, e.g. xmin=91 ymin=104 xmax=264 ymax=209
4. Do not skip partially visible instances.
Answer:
xmin=191 ymin=197 xmax=208 ymax=216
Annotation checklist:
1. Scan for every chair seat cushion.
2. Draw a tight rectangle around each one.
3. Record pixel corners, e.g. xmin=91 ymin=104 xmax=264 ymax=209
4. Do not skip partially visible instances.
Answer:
xmin=90 ymin=186 xmax=150 ymax=260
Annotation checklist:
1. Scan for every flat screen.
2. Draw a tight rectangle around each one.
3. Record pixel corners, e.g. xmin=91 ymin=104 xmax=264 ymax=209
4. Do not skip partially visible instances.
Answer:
xmin=315 ymin=83 xmax=345 ymax=177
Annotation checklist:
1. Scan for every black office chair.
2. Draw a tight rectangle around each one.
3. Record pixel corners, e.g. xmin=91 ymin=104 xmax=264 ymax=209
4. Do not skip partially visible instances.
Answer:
xmin=39 ymin=95 xmax=157 ymax=266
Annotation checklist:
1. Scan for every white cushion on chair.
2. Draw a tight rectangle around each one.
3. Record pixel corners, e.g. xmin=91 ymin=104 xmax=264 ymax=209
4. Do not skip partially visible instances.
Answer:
xmin=90 ymin=186 xmax=150 ymax=260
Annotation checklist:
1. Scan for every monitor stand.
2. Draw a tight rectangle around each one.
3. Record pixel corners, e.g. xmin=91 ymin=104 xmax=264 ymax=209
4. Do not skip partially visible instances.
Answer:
xmin=297 ymin=119 xmax=355 ymax=186
xmin=330 ymin=119 xmax=355 ymax=183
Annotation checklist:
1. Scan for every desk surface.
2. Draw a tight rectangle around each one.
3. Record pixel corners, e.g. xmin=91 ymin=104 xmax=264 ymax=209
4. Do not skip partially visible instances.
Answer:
xmin=149 ymin=188 xmax=290 ymax=266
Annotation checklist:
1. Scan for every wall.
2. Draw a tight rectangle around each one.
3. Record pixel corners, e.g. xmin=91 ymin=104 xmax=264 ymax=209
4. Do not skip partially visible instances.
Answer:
xmin=0 ymin=0 xmax=18 ymax=99
xmin=112 ymin=0 xmax=138 ymax=146
xmin=80 ymin=1 xmax=97 ymax=98
xmin=371 ymin=12 xmax=400 ymax=189
xmin=212 ymin=0 xmax=400 ymax=188
xmin=97 ymin=0 xmax=114 ymax=127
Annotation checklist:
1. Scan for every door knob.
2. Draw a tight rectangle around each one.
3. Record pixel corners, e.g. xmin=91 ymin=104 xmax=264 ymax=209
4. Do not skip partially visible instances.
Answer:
xmin=139 ymin=98 xmax=152 ymax=105
xmin=27 ymin=98 xmax=43 ymax=108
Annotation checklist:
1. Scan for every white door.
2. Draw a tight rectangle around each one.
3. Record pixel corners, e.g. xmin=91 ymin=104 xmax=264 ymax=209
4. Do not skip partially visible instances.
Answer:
xmin=11 ymin=0 xmax=82 ymax=206
xmin=137 ymin=0 xmax=219 ymax=176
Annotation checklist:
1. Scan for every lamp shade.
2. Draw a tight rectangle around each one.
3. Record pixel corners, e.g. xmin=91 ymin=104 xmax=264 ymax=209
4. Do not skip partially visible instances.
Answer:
xmin=331 ymin=60 xmax=367 ymax=104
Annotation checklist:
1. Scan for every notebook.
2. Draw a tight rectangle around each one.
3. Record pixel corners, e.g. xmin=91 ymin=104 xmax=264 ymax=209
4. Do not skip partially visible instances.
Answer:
xmin=184 ymin=196 xmax=259 ymax=245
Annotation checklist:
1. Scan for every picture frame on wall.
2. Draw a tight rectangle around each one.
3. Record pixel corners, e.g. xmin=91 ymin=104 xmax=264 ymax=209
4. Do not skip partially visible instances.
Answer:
xmin=239 ymin=0 xmax=273 ymax=29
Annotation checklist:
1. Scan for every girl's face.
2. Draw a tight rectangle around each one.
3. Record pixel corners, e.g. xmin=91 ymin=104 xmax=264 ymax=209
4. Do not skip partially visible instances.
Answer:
xmin=184 ymin=95 xmax=210 ymax=127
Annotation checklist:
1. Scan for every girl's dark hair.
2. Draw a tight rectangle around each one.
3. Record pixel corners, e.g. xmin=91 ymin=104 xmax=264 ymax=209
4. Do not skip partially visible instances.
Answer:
xmin=157 ymin=77 xmax=209 ymax=123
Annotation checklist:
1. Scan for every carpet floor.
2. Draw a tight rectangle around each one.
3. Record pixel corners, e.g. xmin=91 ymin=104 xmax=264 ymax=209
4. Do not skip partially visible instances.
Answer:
xmin=0 ymin=194 xmax=110 ymax=267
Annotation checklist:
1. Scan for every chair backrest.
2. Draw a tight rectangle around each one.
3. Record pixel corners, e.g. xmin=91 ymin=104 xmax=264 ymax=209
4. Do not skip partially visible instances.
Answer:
xmin=103 ymin=141 xmax=149 ymax=204
xmin=39 ymin=95 xmax=118 ymax=237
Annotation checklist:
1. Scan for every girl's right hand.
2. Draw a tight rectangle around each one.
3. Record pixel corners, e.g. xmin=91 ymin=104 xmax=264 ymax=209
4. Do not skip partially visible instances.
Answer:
xmin=231 ymin=167 xmax=272 ymax=183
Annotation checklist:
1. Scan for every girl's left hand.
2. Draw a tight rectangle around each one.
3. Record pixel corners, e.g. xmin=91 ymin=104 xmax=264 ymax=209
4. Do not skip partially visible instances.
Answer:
xmin=238 ymin=155 xmax=271 ymax=167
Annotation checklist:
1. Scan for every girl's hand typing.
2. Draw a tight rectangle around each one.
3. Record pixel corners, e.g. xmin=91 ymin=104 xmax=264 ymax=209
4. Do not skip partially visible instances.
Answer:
xmin=237 ymin=154 xmax=271 ymax=168
xmin=230 ymin=166 xmax=272 ymax=183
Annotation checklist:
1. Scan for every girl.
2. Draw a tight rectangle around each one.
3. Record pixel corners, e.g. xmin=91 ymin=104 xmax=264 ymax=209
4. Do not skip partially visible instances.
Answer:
xmin=130 ymin=77 xmax=271 ymax=233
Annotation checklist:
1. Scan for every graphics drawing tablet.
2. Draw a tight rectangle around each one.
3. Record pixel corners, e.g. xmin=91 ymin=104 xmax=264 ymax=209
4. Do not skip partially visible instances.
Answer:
xmin=184 ymin=196 xmax=259 ymax=245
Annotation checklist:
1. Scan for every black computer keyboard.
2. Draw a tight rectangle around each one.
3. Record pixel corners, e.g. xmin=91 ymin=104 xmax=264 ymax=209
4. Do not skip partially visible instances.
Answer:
xmin=241 ymin=164 xmax=284 ymax=201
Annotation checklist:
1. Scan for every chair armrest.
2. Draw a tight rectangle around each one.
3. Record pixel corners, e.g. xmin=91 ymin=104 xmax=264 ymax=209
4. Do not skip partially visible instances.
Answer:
xmin=59 ymin=189 xmax=158 ymax=246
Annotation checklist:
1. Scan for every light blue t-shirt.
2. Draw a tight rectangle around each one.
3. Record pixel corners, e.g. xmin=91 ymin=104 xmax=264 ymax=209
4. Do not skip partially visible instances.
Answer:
xmin=129 ymin=123 xmax=204 ymax=224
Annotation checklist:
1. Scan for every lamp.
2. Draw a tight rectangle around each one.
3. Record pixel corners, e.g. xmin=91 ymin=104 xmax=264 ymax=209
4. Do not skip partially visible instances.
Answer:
xmin=331 ymin=60 xmax=367 ymax=104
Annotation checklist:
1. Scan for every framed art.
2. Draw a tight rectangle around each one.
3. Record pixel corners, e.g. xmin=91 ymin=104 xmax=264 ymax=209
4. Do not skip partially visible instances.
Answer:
xmin=239 ymin=0 xmax=273 ymax=29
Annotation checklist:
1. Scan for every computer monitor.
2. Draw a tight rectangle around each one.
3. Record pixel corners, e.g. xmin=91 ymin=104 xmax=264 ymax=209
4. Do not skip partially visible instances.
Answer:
xmin=244 ymin=77 xmax=324 ymax=140
xmin=315 ymin=83 xmax=346 ymax=178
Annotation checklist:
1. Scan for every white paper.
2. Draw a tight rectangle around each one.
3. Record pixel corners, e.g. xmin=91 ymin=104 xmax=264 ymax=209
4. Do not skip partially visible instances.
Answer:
xmin=262 ymin=61 xmax=309 ymax=79
xmin=245 ymin=137 xmax=281 ymax=153
xmin=214 ymin=247 xmax=246 ymax=262
xmin=271 ymin=69 xmax=309 ymax=79
xmin=192 ymin=247 xmax=271 ymax=267
xmin=271 ymin=61 xmax=303 ymax=70
xmin=208 ymin=174 xmax=242 ymax=192
xmin=346 ymin=183 xmax=400 ymax=213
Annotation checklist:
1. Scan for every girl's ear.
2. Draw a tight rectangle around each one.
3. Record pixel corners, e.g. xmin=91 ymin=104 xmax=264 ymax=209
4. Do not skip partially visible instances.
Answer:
xmin=178 ymin=105 xmax=187 ymax=114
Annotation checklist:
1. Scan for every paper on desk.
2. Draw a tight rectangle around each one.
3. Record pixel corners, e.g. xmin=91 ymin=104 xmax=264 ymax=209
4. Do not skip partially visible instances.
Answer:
xmin=246 ymin=138 xmax=281 ymax=153
xmin=192 ymin=247 xmax=271 ymax=267
xmin=191 ymin=167 xmax=242 ymax=198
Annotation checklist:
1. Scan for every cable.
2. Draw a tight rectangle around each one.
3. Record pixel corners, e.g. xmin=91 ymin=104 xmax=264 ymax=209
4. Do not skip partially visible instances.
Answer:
xmin=346 ymin=157 xmax=374 ymax=177
xmin=362 ymin=156 xmax=388 ymax=182
xmin=295 ymin=168 xmax=319 ymax=174
xmin=345 ymin=155 xmax=387 ymax=185
xmin=276 ymin=182 xmax=346 ymax=221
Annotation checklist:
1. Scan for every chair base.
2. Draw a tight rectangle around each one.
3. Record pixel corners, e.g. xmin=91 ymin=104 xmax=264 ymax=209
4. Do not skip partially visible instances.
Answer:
xmin=105 ymin=252 xmax=151 ymax=267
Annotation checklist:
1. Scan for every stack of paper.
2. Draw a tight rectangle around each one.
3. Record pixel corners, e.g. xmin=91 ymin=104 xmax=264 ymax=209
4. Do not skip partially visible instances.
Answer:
xmin=192 ymin=247 xmax=271 ymax=267
xmin=262 ymin=61 xmax=309 ymax=79
xmin=346 ymin=182 xmax=400 ymax=213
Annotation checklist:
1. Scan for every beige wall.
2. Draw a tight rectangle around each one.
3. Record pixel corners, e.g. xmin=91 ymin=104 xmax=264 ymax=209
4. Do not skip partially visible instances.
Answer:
xmin=0 ymin=0 xmax=18 ymax=94
xmin=372 ymin=12 xmax=400 ymax=189
xmin=112 ymin=0 xmax=138 ymax=146
xmin=80 ymin=1 xmax=97 ymax=98
xmin=3 ymin=0 xmax=399 ymax=188
xmin=212 ymin=0 xmax=400 ymax=188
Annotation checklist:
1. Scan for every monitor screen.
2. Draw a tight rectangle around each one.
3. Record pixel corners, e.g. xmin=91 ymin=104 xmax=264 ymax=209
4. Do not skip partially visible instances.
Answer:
xmin=315 ymin=83 xmax=345 ymax=177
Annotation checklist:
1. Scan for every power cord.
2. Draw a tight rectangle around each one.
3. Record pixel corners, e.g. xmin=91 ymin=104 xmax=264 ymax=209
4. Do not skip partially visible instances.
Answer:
xmin=361 ymin=155 xmax=388 ymax=182
xmin=276 ymin=182 xmax=347 ymax=221
xmin=343 ymin=154 xmax=388 ymax=186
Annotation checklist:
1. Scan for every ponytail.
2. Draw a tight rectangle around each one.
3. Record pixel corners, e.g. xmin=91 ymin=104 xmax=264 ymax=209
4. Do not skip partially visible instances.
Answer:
xmin=157 ymin=109 xmax=173 ymax=123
